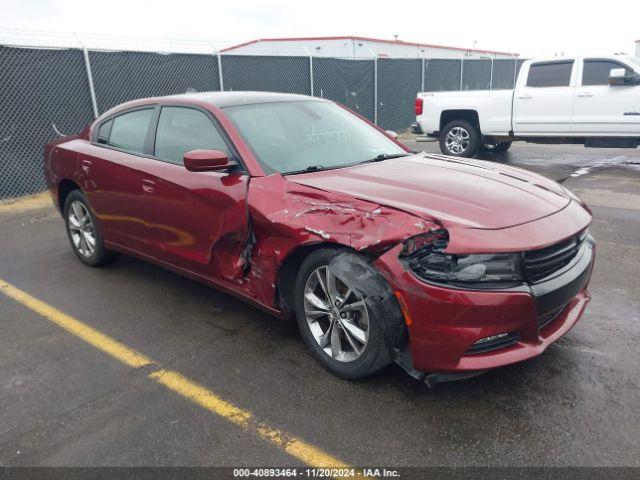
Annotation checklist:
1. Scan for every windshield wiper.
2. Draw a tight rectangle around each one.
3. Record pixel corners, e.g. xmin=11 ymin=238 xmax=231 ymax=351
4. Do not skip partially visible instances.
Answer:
xmin=284 ymin=165 xmax=326 ymax=175
xmin=284 ymin=154 xmax=410 ymax=175
xmin=359 ymin=153 xmax=410 ymax=164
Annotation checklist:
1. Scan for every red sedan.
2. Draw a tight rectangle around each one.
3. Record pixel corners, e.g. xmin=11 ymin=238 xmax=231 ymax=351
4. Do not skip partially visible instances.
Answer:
xmin=44 ymin=92 xmax=595 ymax=384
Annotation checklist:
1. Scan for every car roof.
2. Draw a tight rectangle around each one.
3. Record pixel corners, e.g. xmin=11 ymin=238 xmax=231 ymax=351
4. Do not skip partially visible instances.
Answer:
xmin=173 ymin=91 xmax=323 ymax=107
xmin=98 ymin=91 xmax=326 ymax=120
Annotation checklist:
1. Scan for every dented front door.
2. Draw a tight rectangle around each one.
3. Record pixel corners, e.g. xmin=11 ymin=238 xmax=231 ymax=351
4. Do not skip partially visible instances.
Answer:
xmin=139 ymin=159 xmax=249 ymax=280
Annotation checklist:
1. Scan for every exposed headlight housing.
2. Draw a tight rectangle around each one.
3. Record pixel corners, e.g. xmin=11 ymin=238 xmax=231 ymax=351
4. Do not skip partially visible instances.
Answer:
xmin=401 ymin=230 xmax=524 ymax=289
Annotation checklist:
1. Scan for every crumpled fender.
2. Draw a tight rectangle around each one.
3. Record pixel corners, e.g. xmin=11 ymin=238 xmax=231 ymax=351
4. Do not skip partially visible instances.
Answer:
xmin=243 ymin=174 xmax=440 ymax=308
xmin=328 ymin=251 xmax=407 ymax=354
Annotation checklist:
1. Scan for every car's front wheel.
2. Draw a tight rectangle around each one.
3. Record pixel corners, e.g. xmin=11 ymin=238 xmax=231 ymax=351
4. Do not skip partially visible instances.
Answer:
xmin=294 ymin=249 xmax=397 ymax=379
xmin=439 ymin=120 xmax=481 ymax=158
xmin=63 ymin=190 xmax=117 ymax=267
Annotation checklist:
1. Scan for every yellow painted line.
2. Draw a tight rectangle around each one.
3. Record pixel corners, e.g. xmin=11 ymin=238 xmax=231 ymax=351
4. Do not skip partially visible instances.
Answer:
xmin=151 ymin=369 xmax=349 ymax=468
xmin=149 ymin=369 xmax=253 ymax=427
xmin=0 ymin=280 xmax=152 ymax=368
xmin=259 ymin=426 xmax=350 ymax=468
xmin=0 ymin=278 xmax=350 ymax=468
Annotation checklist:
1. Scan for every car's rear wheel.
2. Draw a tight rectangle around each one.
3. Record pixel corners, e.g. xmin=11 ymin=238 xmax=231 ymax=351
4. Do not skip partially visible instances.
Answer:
xmin=294 ymin=249 xmax=394 ymax=379
xmin=439 ymin=120 xmax=481 ymax=158
xmin=64 ymin=190 xmax=117 ymax=267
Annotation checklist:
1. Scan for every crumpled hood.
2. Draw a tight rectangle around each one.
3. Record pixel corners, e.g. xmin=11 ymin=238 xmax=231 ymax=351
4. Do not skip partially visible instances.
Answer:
xmin=286 ymin=153 xmax=571 ymax=230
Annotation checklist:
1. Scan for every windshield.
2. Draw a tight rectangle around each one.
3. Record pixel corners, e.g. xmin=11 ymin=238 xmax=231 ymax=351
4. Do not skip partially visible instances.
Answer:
xmin=223 ymin=100 xmax=407 ymax=174
xmin=626 ymin=56 xmax=640 ymax=69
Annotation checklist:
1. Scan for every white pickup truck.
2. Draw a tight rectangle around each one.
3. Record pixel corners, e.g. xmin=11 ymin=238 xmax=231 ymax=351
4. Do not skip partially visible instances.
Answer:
xmin=414 ymin=55 xmax=640 ymax=157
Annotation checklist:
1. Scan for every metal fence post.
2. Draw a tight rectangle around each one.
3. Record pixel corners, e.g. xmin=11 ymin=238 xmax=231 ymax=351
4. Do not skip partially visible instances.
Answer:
xmin=421 ymin=58 xmax=425 ymax=92
xmin=76 ymin=34 xmax=99 ymax=118
xmin=373 ymin=57 xmax=378 ymax=124
xmin=489 ymin=57 xmax=494 ymax=90
xmin=209 ymin=43 xmax=224 ymax=91
xmin=459 ymin=56 xmax=464 ymax=90
xmin=302 ymin=47 xmax=314 ymax=97
xmin=217 ymin=52 xmax=224 ymax=92
xmin=309 ymin=55 xmax=314 ymax=96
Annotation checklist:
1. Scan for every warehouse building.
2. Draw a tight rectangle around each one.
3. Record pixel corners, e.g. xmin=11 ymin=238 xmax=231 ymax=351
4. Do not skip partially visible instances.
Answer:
xmin=221 ymin=36 xmax=518 ymax=59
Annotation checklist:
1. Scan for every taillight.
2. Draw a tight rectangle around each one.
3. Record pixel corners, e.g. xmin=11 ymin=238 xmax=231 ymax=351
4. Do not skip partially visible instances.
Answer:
xmin=414 ymin=97 xmax=423 ymax=115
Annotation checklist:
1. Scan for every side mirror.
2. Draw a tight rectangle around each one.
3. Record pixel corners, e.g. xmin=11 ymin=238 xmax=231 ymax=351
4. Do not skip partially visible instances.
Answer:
xmin=385 ymin=130 xmax=399 ymax=139
xmin=183 ymin=149 xmax=231 ymax=172
xmin=608 ymin=68 xmax=627 ymax=86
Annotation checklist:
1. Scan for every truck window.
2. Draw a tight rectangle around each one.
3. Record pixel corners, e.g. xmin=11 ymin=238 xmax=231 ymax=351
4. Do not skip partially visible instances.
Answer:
xmin=582 ymin=60 xmax=632 ymax=86
xmin=526 ymin=61 xmax=574 ymax=87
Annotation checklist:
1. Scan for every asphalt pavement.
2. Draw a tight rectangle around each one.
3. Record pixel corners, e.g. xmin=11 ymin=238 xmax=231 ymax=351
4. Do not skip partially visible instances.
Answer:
xmin=1 ymin=140 xmax=639 ymax=468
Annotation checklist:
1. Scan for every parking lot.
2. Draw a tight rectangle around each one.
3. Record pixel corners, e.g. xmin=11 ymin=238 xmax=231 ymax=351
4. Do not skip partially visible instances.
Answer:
xmin=1 ymin=140 xmax=639 ymax=468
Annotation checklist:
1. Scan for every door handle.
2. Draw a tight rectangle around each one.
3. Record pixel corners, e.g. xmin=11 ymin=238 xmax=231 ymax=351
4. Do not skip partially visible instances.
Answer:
xmin=577 ymin=92 xmax=594 ymax=97
xmin=518 ymin=94 xmax=533 ymax=99
xmin=142 ymin=179 xmax=156 ymax=194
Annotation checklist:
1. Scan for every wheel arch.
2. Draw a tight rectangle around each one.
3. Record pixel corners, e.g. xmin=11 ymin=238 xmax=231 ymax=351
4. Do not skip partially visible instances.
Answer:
xmin=275 ymin=241 xmax=350 ymax=318
xmin=58 ymin=178 xmax=82 ymax=213
xmin=440 ymin=109 xmax=481 ymax=132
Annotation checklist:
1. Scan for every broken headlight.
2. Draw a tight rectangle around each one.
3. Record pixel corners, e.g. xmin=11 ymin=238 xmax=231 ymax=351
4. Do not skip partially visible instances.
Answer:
xmin=402 ymin=232 xmax=524 ymax=289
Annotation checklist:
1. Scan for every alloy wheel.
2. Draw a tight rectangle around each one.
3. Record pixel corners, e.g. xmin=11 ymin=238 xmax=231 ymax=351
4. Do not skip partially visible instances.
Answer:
xmin=303 ymin=266 xmax=369 ymax=362
xmin=68 ymin=201 xmax=96 ymax=258
xmin=445 ymin=126 xmax=470 ymax=154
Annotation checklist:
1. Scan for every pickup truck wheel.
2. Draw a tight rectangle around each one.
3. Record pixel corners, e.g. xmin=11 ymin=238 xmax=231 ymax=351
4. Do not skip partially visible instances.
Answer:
xmin=481 ymin=141 xmax=512 ymax=153
xmin=440 ymin=120 xmax=480 ymax=157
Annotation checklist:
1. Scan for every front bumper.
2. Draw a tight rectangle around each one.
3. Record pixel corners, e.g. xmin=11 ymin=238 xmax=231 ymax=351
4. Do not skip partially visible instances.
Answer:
xmin=375 ymin=237 xmax=595 ymax=373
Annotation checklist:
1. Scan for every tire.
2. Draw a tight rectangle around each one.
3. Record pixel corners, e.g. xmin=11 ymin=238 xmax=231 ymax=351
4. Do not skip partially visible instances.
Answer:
xmin=63 ymin=189 xmax=117 ymax=267
xmin=293 ymin=249 xmax=398 ymax=379
xmin=439 ymin=120 xmax=481 ymax=158
xmin=481 ymin=141 xmax=512 ymax=153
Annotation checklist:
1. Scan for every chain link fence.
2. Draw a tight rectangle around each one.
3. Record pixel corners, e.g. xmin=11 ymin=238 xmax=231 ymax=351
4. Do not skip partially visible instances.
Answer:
xmin=0 ymin=31 xmax=522 ymax=200
xmin=0 ymin=46 xmax=95 ymax=198
xmin=222 ymin=55 xmax=310 ymax=94
xmin=314 ymin=58 xmax=376 ymax=121
xmin=89 ymin=51 xmax=223 ymax=113
xmin=378 ymin=59 xmax=422 ymax=135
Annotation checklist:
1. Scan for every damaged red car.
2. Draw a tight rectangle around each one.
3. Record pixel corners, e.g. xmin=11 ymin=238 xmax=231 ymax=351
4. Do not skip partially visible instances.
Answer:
xmin=44 ymin=92 xmax=595 ymax=384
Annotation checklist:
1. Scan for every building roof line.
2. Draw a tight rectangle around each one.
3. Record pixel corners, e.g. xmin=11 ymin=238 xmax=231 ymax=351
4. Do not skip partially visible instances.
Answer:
xmin=220 ymin=36 xmax=519 ymax=56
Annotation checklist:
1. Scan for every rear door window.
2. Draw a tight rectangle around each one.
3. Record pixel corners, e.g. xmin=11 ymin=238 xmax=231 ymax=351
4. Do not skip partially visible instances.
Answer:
xmin=526 ymin=61 xmax=574 ymax=87
xmin=97 ymin=119 xmax=112 ymax=144
xmin=108 ymin=109 xmax=154 ymax=154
